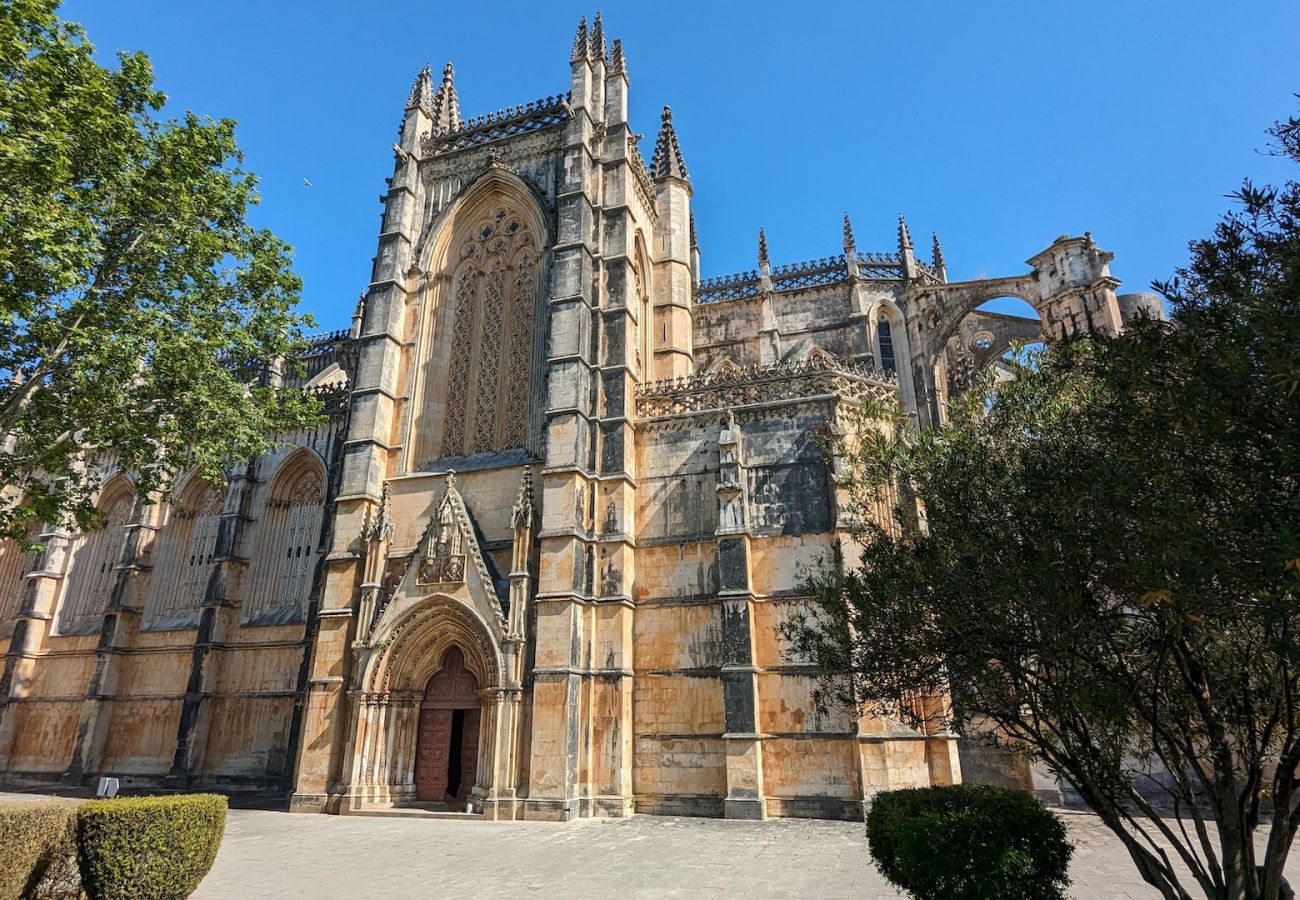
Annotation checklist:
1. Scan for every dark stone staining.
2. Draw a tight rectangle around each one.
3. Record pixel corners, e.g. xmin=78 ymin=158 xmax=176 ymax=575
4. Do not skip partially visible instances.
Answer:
xmin=605 ymin=265 xmax=627 ymax=311
xmin=722 ymin=671 xmax=757 ymax=734
xmin=719 ymin=599 xmax=751 ymax=666
xmin=748 ymin=463 xmax=832 ymax=536
xmin=600 ymin=423 xmax=624 ymax=473
xmin=717 ymin=538 xmax=748 ymax=592
xmin=601 ymin=372 xmax=624 ymax=416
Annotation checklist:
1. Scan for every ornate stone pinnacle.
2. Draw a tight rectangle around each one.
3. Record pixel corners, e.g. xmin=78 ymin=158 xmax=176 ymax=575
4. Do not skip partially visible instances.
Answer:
xmin=932 ymin=232 xmax=945 ymax=269
xmin=651 ymin=105 xmax=689 ymax=181
xmin=610 ymin=38 xmax=626 ymax=76
xmin=842 ymin=212 xmax=856 ymax=251
xmin=406 ymin=64 xmax=433 ymax=113
xmin=897 ymin=213 xmax=914 ymax=253
xmin=430 ymin=60 xmax=460 ymax=132
xmin=591 ymin=12 xmax=606 ymax=62
xmin=758 ymin=228 xmax=770 ymax=267
xmin=511 ymin=466 xmax=535 ymax=528
xmin=446 ymin=469 xmax=457 ymax=491
xmin=366 ymin=483 xmax=393 ymax=544
xmin=571 ymin=17 xmax=590 ymax=63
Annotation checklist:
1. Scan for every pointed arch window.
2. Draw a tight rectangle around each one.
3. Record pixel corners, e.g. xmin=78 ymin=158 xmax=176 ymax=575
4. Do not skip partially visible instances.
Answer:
xmin=147 ymin=480 xmax=224 ymax=624
xmin=878 ymin=316 xmax=897 ymax=372
xmin=412 ymin=201 xmax=541 ymax=466
xmin=244 ymin=456 xmax=325 ymax=623
xmin=0 ymin=518 xmax=42 ymax=623
xmin=58 ymin=478 xmax=135 ymax=631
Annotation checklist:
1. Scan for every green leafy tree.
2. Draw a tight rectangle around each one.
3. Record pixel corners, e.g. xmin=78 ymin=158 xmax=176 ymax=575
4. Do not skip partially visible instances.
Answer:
xmin=785 ymin=109 xmax=1300 ymax=900
xmin=0 ymin=0 xmax=320 ymax=541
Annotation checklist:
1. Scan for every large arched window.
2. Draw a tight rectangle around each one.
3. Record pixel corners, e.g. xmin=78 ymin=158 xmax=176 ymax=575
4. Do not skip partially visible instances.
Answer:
xmin=408 ymin=183 xmax=545 ymax=469
xmin=438 ymin=207 xmax=538 ymax=458
xmin=146 ymin=478 xmax=224 ymax=624
xmin=0 ymin=518 xmax=41 ymax=623
xmin=58 ymin=477 xmax=135 ymax=631
xmin=243 ymin=453 xmax=326 ymax=623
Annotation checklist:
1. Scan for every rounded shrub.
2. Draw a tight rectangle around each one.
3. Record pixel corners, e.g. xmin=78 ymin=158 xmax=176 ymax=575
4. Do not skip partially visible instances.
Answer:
xmin=76 ymin=794 xmax=227 ymax=900
xmin=866 ymin=783 xmax=1072 ymax=900
xmin=0 ymin=803 xmax=78 ymax=900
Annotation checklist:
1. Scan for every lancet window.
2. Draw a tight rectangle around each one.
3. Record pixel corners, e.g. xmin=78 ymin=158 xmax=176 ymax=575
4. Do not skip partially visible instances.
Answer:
xmin=147 ymin=479 xmax=224 ymax=622
xmin=0 ymin=518 xmax=42 ymax=622
xmin=243 ymin=455 xmax=325 ymax=622
xmin=59 ymin=478 xmax=134 ymax=629
xmin=878 ymin=317 xmax=896 ymax=372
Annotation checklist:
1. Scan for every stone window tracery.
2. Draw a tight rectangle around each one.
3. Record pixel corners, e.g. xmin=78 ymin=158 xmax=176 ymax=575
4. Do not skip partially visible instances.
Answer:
xmin=422 ymin=204 xmax=539 ymax=463
xmin=147 ymin=480 xmax=225 ymax=623
xmin=244 ymin=458 xmax=325 ymax=623
xmin=59 ymin=479 xmax=134 ymax=630
xmin=0 ymin=518 xmax=42 ymax=622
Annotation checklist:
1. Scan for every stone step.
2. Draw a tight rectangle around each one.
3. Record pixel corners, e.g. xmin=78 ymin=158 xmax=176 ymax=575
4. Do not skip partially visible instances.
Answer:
xmin=345 ymin=805 xmax=484 ymax=821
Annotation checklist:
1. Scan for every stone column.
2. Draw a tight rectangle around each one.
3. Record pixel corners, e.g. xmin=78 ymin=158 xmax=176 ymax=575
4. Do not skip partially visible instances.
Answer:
xmin=715 ymin=416 xmax=766 ymax=819
xmin=524 ymin=41 xmax=602 ymax=822
xmin=64 ymin=493 xmax=161 ymax=784
xmin=289 ymin=84 xmax=425 ymax=813
xmin=169 ymin=462 xmax=256 ymax=785
xmin=0 ymin=524 xmax=73 ymax=769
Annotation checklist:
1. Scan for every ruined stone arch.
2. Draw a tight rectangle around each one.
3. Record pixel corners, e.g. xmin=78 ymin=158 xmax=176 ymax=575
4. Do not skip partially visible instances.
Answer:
xmin=243 ymin=448 xmax=327 ymax=624
xmin=912 ymin=275 xmax=1044 ymax=361
xmin=406 ymin=169 xmax=551 ymax=469
xmin=57 ymin=474 xmax=135 ymax=631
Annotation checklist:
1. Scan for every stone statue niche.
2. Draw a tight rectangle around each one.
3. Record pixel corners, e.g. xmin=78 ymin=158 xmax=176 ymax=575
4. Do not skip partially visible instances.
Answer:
xmin=420 ymin=500 xmax=466 ymax=585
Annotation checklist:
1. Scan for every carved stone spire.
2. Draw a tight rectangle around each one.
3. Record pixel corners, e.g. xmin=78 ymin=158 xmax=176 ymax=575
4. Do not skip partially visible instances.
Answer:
xmin=898 ymin=214 xmax=917 ymax=280
xmin=757 ymin=228 xmax=770 ymax=268
xmin=897 ymin=213 xmax=914 ymax=254
xmin=689 ymin=214 xmax=698 ymax=250
xmin=405 ymin=64 xmax=433 ymax=113
xmin=609 ymin=38 xmax=626 ymax=76
xmin=932 ymin=232 xmax=947 ymax=280
xmin=591 ymin=12 xmax=606 ymax=63
xmin=571 ymin=17 xmax=590 ymax=63
xmin=843 ymin=213 xmax=859 ymax=280
xmin=350 ymin=292 xmax=366 ymax=339
xmin=430 ymin=61 xmax=460 ymax=133
xmin=651 ymin=106 xmax=690 ymax=181
xmin=511 ymin=466 xmax=535 ymax=529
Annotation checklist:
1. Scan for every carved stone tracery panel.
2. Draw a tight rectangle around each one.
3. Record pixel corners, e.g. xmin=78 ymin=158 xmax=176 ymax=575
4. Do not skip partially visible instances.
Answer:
xmin=426 ymin=204 xmax=539 ymax=462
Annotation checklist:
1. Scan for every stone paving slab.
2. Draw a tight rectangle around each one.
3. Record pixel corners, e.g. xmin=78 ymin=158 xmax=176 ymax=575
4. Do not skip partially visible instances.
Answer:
xmin=185 ymin=808 xmax=1296 ymax=900
xmin=4 ymin=793 xmax=1292 ymax=899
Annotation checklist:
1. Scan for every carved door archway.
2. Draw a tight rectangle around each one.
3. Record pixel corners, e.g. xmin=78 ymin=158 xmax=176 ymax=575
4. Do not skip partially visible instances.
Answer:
xmin=414 ymin=645 xmax=481 ymax=804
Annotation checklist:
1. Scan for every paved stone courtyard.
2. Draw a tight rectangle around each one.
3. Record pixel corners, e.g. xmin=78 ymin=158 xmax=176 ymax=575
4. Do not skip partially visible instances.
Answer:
xmin=187 ymin=808 xmax=1296 ymax=899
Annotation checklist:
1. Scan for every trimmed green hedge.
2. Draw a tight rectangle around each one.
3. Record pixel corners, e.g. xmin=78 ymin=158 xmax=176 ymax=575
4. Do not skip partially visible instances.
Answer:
xmin=867 ymin=784 xmax=1072 ymax=900
xmin=76 ymin=794 xmax=227 ymax=900
xmin=0 ymin=803 xmax=78 ymax=900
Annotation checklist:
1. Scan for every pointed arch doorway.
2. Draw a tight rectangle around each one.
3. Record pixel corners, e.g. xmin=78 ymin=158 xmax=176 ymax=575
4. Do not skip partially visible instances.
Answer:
xmin=414 ymin=646 xmax=481 ymax=805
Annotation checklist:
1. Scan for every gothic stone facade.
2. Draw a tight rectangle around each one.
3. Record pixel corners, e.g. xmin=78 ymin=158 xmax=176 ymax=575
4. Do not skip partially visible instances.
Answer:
xmin=0 ymin=17 xmax=1160 ymax=820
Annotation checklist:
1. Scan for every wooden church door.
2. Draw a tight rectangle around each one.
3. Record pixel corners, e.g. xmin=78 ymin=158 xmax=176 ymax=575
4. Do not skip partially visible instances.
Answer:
xmin=415 ymin=646 xmax=480 ymax=804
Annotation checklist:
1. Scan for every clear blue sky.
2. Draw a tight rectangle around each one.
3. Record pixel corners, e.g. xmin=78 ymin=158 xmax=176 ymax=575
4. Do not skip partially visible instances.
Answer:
xmin=63 ymin=1 xmax=1300 ymax=327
